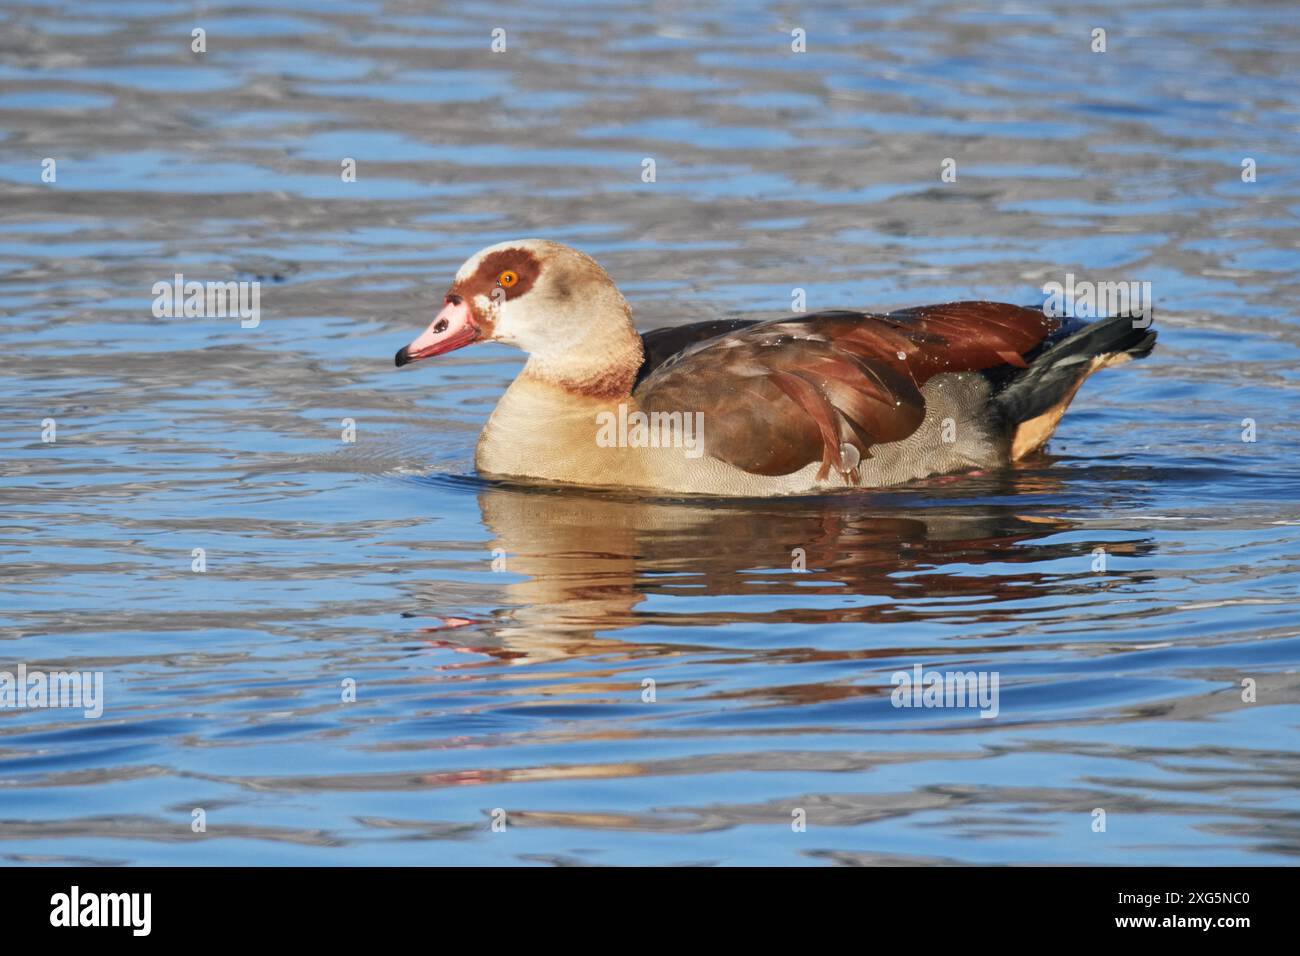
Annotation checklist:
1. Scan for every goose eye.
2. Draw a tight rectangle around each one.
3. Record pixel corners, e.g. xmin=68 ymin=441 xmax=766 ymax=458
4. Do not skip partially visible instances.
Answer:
xmin=498 ymin=270 xmax=518 ymax=288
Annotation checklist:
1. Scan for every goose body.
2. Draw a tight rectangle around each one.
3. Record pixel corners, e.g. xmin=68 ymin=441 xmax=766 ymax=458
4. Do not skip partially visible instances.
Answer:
xmin=395 ymin=240 xmax=1156 ymax=496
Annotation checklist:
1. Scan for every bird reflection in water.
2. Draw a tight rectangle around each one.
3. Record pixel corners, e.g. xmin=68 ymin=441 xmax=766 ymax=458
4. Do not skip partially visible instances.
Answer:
xmin=404 ymin=463 xmax=1156 ymax=668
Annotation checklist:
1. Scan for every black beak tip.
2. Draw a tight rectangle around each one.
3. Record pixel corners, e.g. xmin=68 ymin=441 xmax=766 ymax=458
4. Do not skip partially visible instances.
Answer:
xmin=395 ymin=346 xmax=411 ymax=368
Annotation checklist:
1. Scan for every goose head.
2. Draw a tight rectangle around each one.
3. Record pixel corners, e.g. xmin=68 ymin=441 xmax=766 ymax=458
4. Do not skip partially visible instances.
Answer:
xmin=395 ymin=239 xmax=644 ymax=397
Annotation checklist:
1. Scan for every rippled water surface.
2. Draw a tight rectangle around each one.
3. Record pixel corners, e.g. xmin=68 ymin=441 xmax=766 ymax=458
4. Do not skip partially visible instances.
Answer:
xmin=2 ymin=0 xmax=1299 ymax=865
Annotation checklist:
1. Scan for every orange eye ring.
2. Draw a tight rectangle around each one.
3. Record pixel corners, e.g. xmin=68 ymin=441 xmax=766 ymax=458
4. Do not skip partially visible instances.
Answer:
xmin=498 ymin=270 xmax=518 ymax=288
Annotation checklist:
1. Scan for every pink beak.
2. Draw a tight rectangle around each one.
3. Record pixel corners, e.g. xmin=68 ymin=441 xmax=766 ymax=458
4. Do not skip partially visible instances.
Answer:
xmin=395 ymin=297 xmax=480 ymax=367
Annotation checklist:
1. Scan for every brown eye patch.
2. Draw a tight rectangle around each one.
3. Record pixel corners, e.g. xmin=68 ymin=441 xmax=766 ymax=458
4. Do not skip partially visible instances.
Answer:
xmin=450 ymin=248 xmax=541 ymax=305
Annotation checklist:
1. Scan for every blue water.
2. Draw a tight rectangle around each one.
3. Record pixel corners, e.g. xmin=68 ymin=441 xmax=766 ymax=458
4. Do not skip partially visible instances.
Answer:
xmin=1 ymin=0 xmax=1298 ymax=865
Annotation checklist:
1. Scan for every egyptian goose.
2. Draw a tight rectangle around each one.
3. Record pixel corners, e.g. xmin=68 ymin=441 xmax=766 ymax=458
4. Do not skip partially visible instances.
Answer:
xmin=395 ymin=240 xmax=1156 ymax=496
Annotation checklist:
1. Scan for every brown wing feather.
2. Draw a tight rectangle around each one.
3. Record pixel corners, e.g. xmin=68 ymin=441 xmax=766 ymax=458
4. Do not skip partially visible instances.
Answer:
xmin=634 ymin=302 xmax=1057 ymax=479
xmin=636 ymin=319 xmax=758 ymax=387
